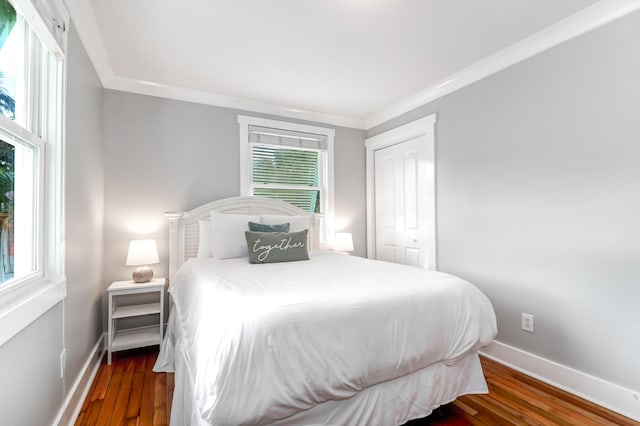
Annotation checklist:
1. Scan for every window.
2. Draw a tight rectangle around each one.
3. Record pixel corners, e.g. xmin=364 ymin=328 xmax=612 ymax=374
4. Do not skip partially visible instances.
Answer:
xmin=0 ymin=131 xmax=37 ymax=284
xmin=0 ymin=0 xmax=66 ymax=345
xmin=238 ymin=115 xmax=335 ymax=241
xmin=251 ymin=136 xmax=324 ymax=213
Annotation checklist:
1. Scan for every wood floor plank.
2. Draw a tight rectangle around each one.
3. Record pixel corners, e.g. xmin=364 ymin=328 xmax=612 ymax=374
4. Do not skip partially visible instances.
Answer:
xmin=77 ymin=399 xmax=103 ymax=426
xmin=134 ymin=352 xmax=148 ymax=374
xmin=464 ymin=393 xmax=532 ymax=426
xmin=90 ymin=361 xmax=113 ymax=402
xmin=452 ymin=400 xmax=478 ymax=416
xmin=448 ymin=404 xmax=494 ymax=426
xmin=95 ymin=358 xmax=125 ymax=425
xmin=125 ymin=417 xmax=139 ymax=426
xmin=153 ymin=371 xmax=168 ymax=426
xmin=139 ymin=352 xmax=158 ymax=426
xmin=127 ymin=355 xmax=148 ymax=420
xmin=111 ymin=357 xmax=137 ymax=425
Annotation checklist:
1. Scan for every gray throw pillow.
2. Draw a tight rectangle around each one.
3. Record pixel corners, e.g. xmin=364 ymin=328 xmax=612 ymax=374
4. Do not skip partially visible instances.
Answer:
xmin=248 ymin=221 xmax=290 ymax=233
xmin=245 ymin=230 xmax=309 ymax=264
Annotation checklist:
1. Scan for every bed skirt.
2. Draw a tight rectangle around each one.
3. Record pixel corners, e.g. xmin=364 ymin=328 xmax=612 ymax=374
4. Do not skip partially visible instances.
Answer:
xmin=270 ymin=351 xmax=487 ymax=426
xmin=157 ymin=311 xmax=487 ymax=426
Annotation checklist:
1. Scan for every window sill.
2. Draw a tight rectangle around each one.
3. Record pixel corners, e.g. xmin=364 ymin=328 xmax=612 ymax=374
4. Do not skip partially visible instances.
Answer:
xmin=0 ymin=276 xmax=67 ymax=347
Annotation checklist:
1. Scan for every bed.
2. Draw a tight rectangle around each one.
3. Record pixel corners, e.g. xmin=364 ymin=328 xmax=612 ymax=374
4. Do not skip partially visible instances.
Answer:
xmin=153 ymin=196 xmax=497 ymax=425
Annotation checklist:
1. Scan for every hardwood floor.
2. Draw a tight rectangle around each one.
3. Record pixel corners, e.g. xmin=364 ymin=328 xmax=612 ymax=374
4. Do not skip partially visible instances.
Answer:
xmin=450 ymin=358 xmax=638 ymax=426
xmin=76 ymin=347 xmax=638 ymax=426
xmin=75 ymin=347 xmax=171 ymax=426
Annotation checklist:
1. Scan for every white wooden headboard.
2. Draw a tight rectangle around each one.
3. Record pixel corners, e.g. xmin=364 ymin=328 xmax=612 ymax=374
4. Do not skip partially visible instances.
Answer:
xmin=165 ymin=196 xmax=318 ymax=281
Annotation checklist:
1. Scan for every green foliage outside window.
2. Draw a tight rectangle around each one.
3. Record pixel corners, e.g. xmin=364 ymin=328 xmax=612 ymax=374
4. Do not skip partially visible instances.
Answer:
xmin=0 ymin=0 xmax=16 ymax=120
xmin=252 ymin=146 xmax=321 ymax=213
xmin=0 ymin=0 xmax=16 ymax=51
xmin=0 ymin=139 xmax=13 ymax=275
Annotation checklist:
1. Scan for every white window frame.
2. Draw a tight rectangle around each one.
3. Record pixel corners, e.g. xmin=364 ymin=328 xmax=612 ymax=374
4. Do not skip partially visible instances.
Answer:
xmin=0 ymin=0 xmax=67 ymax=346
xmin=238 ymin=115 xmax=335 ymax=242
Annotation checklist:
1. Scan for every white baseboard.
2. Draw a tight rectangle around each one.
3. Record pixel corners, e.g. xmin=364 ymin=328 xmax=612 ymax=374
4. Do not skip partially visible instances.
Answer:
xmin=52 ymin=333 xmax=106 ymax=426
xmin=480 ymin=340 xmax=640 ymax=422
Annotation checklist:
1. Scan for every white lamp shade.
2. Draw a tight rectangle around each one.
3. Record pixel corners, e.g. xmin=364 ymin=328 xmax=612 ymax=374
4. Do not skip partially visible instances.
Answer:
xmin=126 ymin=239 xmax=159 ymax=266
xmin=334 ymin=232 xmax=354 ymax=252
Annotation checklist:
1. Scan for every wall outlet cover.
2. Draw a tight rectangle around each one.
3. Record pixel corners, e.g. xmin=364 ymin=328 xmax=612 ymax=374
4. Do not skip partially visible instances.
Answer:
xmin=522 ymin=313 xmax=535 ymax=333
xmin=60 ymin=348 xmax=66 ymax=379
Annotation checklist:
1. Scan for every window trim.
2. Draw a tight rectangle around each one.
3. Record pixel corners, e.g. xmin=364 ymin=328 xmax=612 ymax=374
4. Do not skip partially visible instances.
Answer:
xmin=0 ymin=0 xmax=67 ymax=346
xmin=238 ymin=115 xmax=335 ymax=241
xmin=0 ymin=277 xmax=66 ymax=346
xmin=12 ymin=0 xmax=68 ymax=59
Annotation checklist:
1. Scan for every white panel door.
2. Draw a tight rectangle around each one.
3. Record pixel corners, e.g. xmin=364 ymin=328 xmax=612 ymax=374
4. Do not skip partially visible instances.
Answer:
xmin=374 ymin=135 xmax=435 ymax=268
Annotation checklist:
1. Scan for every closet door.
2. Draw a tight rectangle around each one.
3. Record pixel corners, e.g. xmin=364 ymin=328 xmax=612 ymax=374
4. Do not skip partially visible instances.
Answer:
xmin=367 ymin=115 xmax=436 ymax=269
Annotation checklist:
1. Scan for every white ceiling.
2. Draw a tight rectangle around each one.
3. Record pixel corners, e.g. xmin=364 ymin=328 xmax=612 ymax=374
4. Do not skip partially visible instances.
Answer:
xmin=66 ymin=0 xmax=620 ymax=128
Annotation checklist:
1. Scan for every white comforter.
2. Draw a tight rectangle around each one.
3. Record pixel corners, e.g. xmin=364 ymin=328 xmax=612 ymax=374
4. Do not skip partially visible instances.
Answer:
xmin=156 ymin=251 xmax=496 ymax=425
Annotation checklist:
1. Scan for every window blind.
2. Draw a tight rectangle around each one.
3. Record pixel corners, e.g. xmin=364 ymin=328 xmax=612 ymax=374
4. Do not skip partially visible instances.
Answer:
xmin=252 ymin=145 xmax=318 ymax=186
xmin=253 ymin=187 xmax=320 ymax=213
xmin=251 ymin=144 xmax=321 ymax=213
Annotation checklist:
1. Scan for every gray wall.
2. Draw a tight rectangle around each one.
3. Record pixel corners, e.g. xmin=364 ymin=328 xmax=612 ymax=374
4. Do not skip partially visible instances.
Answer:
xmin=64 ymin=23 xmax=105 ymax=396
xmin=0 ymin=304 xmax=64 ymax=425
xmin=368 ymin=11 xmax=640 ymax=391
xmin=102 ymin=91 xmax=366 ymax=318
xmin=0 ymin=25 xmax=104 ymax=425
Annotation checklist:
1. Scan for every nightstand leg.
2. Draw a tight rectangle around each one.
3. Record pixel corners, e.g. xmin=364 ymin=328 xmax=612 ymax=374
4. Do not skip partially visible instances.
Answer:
xmin=108 ymin=293 xmax=113 ymax=365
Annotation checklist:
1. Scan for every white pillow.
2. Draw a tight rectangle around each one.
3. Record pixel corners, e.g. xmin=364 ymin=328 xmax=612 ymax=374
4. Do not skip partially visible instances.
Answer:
xmin=211 ymin=212 xmax=260 ymax=259
xmin=197 ymin=220 xmax=212 ymax=258
xmin=261 ymin=215 xmax=309 ymax=232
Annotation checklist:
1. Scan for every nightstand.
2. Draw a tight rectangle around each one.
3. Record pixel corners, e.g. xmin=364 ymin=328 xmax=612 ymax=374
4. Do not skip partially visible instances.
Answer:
xmin=107 ymin=278 xmax=165 ymax=364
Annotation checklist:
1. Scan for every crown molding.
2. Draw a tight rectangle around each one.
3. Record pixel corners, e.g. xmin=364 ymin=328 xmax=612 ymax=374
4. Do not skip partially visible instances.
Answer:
xmin=105 ymin=76 xmax=366 ymax=129
xmin=364 ymin=0 xmax=640 ymax=130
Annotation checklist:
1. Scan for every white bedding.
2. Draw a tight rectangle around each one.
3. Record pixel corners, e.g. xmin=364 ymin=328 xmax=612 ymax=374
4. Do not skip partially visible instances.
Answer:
xmin=154 ymin=251 xmax=497 ymax=425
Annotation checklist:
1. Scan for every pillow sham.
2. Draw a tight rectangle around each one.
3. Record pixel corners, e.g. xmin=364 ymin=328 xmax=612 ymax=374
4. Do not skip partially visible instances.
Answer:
xmin=245 ymin=230 xmax=309 ymax=264
xmin=248 ymin=221 xmax=290 ymax=233
xmin=211 ymin=212 xmax=260 ymax=259
xmin=197 ymin=220 xmax=212 ymax=258
xmin=261 ymin=215 xmax=309 ymax=233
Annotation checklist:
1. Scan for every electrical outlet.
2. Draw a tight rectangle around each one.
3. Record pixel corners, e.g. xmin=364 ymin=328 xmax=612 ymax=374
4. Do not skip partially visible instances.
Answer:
xmin=522 ymin=313 xmax=534 ymax=333
xmin=60 ymin=349 xmax=66 ymax=379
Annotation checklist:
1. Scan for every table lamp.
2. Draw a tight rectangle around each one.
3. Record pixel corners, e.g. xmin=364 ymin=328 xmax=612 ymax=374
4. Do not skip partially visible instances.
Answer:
xmin=126 ymin=239 xmax=159 ymax=283
xmin=334 ymin=232 xmax=354 ymax=253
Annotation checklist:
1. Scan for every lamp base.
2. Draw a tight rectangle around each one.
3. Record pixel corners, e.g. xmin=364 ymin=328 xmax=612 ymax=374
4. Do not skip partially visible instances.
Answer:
xmin=132 ymin=266 xmax=154 ymax=283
